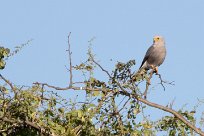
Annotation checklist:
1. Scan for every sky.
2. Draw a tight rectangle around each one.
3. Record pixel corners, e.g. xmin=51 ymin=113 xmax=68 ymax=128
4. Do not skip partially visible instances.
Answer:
xmin=0 ymin=0 xmax=204 ymax=130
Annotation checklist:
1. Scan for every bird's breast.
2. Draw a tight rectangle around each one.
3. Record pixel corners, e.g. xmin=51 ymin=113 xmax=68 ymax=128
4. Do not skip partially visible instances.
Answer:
xmin=147 ymin=46 xmax=166 ymax=66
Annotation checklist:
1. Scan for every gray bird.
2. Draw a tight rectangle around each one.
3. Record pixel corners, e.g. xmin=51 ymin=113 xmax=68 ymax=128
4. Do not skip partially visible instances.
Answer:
xmin=139 ymin=35 xmax=166 ymax=74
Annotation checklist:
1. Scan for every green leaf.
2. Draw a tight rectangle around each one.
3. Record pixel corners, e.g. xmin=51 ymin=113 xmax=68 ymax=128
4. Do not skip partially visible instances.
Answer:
xmin=58 ymin=108 xmax=65 ymax=113
xmin=77 ymin=110 xmax=83 ymax=118
xmin=93 ymin=91 xmax=100 ymax=96
xmin=0 ymin=61 xmax=5 ymax=69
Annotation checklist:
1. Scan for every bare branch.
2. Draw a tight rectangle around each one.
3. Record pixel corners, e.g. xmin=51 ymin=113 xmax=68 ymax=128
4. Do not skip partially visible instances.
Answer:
xmin=67 ymin=32 xmax=73 ymax=87
xmin=143 ymin=69 xmax=154 ymax=99
xmin=0 ymin=74 xmax=15 ymax=91
xmin=143 ymin=70 xmax=175 ymax=98
xmin=157 ymin=73 xmax=175 ymax=91
xmin=118 ymin=97 xmax=130 ymax=112
xmin=0 ymin=74 xmax=17 ymax=99
xmin=90 ymin=57 xmax=112 ymax=78
xmin=33 ymin=82 xmax=109 ymax=92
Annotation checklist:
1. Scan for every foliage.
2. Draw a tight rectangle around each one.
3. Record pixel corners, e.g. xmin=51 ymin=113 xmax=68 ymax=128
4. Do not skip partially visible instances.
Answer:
xmin=0 ymin=47 xmax=10 ymax=69
xmin=0 ymin=42 xmax=203 ymax=136
xmin=156 ymin=110 xmax=196 ymax=136
xmin=0 ymin=84 xmax=100 ymax=136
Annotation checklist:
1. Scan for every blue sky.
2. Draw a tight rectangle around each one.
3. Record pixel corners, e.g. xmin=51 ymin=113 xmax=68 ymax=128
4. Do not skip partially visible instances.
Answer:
xmin=0 ymin=0 xmax=204 ymax=128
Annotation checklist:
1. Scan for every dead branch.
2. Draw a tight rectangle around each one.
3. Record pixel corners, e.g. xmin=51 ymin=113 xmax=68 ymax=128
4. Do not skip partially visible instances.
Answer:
xmin=67 ymin=32 xmax=73 ymax=87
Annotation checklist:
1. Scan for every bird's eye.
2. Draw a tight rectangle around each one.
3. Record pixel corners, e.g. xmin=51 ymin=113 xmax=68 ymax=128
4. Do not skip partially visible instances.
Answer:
xmin=157 ymin=37 xmax=160 ymax=40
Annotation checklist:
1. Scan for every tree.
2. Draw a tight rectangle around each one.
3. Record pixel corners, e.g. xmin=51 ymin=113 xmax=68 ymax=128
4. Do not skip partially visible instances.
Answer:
xmin=0 ymin=33 xmax=204 ymax=136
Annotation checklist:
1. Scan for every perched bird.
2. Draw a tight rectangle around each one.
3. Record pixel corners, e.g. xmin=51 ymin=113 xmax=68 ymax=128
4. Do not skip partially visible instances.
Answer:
xmin=139 ymin=35 xmax=166 ymax=74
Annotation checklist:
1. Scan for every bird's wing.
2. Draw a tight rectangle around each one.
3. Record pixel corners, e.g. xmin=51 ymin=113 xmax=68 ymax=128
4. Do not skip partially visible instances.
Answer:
xmin=139 ymin=45 xmax=154 ymax=69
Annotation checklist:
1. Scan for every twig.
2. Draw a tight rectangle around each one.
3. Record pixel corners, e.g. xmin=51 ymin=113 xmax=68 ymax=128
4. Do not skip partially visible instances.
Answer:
xmin=33 ymin=82 xmax=110 ymax=93
xmin=90 ymin=57 xmax=112 ymax=78
xmin=0 ymin=74 xmax=15 ymax=91
xmin=118 ymin=97 xmax=130 ymax=112
xmin=157 ymin=73 xmax=175 ymax=91
xmin=143 ymin=70 xmax=154 ymax=99
xmin=0 ymin=74 xmax=17 ymax=99
xmin=169 ymin=97 xmax=176 ymax=109
xmin=68 ymin=32 xmax=73 ymax=87
xmin=118 ymin=96 xmax=127 ymax=107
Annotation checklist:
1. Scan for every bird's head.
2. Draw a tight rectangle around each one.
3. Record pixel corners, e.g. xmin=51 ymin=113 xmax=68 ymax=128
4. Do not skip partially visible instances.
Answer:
xmin=153 ymin=35 xmax=165 ymax=44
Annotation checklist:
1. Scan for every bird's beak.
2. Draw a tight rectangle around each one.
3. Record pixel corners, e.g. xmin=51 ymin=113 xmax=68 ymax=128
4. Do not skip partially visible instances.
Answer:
xmin=153 ymin=38 xmax=156 ymax=43
xmin=153 ymin=38 xmax=159 ymax=43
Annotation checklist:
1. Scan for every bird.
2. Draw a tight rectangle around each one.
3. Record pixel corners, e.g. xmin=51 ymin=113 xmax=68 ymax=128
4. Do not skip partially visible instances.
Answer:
xmin=139 ymin=35 xmax=166 ymax=74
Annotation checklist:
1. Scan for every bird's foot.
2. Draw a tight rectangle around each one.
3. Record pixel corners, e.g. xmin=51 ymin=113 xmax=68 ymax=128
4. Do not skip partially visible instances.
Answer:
xmin=150 ymin=65 xmax=158 ymax=75
xmin=154 ymin=67 xmax=159 ymax=75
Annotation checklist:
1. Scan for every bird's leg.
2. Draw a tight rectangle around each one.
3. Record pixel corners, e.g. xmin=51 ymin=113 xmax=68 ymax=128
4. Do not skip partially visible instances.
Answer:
xmin=154 ymin=67 xmax=159 ymax=75
xmin=150 ymin=65 xmax=158 ymax=75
